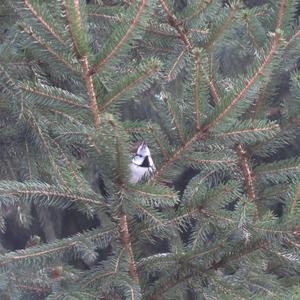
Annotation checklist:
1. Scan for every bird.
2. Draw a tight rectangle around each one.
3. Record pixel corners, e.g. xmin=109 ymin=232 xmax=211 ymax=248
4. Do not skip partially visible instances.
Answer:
xmin=129 ymin=141 xmax=155 ymax=184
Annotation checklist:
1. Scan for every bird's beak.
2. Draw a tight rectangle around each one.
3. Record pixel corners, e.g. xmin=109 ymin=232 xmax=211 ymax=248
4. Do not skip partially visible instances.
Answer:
xmin=141 ymin=140 xmax=147 ymax=148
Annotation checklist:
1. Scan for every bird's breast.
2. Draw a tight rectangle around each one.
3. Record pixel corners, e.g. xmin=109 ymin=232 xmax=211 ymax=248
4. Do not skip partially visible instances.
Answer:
xmin=129 ymin=163 xmax=151 ymax=184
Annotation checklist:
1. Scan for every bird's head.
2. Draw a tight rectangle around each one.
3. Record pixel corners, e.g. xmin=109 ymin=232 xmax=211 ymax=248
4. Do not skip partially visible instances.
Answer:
xmin=136 ymin=141 xmax=150 ymax=157
xmin=132 ymin=141 xmax=153 ymax=167
xmin=130 ymin=140 xmax=155 ymax=183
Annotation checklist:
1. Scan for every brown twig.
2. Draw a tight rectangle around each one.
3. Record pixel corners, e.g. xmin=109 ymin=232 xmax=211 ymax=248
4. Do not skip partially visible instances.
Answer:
xmin=63 ymin=0 xmax=100 ymax=129
xmin=19 ymin=85 xmax=89 ymax=109
xmin=23 ymin=0 xmax=66 ymax=46
xmin=159 ymin=0 xmax=192 ymax=49
xmin=176 ymin=0 xmax=213 ymax=25
xmin=119 ymin=212 xmax=139 ymax=283
xmin=89 ymin=0 xmax=147 ymax=76
xmin=109 ymin=121 xmax=139 ymax=283
xmin=82 ymin=57 xmax=100 ymax=129
xmin=165 ymin=47 xmax=187 ymax=80
xmin=99 ymin=64 xmax=160 ymax=113
xmin=20 ymin=26 xmax=79 ymax=74
xmin=250 ymin=0 xmax=287 ymax=119
xmin=193 ymin=50 xmax=201 ymax=130
xmin=235 ymin=144 xmax=258 ymax=221
xmin=162 ymin=94 xmax=185 ymax=145
xmin=0 ymin=243 xmax=76 ymax=267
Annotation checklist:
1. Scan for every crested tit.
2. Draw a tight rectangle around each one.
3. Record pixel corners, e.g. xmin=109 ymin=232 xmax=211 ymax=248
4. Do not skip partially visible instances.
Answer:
xmin=129 ymin=141 xmax=155 ymax=184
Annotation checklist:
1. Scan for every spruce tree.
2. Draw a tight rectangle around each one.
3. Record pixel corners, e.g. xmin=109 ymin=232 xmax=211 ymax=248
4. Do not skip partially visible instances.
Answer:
xmin=0 ymin=0 xmax=300 ymax=299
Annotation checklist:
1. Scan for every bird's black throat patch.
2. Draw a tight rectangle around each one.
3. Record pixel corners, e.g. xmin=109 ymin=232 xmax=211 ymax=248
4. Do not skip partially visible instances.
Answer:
xmin=140 ymin=155 xmax=150 ymax=168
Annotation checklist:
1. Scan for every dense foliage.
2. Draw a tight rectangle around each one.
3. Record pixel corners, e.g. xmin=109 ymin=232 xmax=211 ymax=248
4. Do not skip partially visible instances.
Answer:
xmin=0 ymin=0 xmax=300 ymax=299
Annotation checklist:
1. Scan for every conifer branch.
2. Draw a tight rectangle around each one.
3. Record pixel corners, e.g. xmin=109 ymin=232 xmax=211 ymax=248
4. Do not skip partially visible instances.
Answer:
xmin=0 ymin=242 xmax=76 ymax=267
xmin=128 ymin=198 xmax=163 ymax=225
xmin=253 ymin=226 xmax=294 ymax=236
xmin=51 ymin=139 xmax=85 ymax=190
xmin=90 ymin=228 xmax=119 ymax=241
xmin=144 ymin=26 xmax=178 ymax=37
xmin=16 ymin=283 xmax=50 ymax=295
xmin=188 ymin=28 xmax=209 ymax=34
xmin=165 ymin=47 xmax=187 ymax=80
xmin=49 ymin=109 xmax=82 ymax=126
xmin=162 ymin=94 xmax=185 ymax=145
xmin=123 ymin=128 xmax=147 ymax=133
xmin=54 ymin=130 xmax=102 ymax=157
xmin=186 ymin=157 xmax=235 ymax=165
xmin=255 ymin=166 xmax=300 ymax=176
xmin=88 ymin=13 xmax=122 ymax=23
xmin=265 ymin=248 xmax=298 ymax=264
xmin=140 ymin=209 xmax=197 ymax=235
xmin=285 ymin=27 xmax=300 ymax=48
xmin=0 ymin=63 xmax=15 ymax=86
xmin=150 ymin=133 xmax=200 ymax=183
xmin=204 ymin=34 xmax=282 ymax=132
xmin=85 ymin=136 xmax=102 ymax=157
xmin=63 ymin=0 xmax=101 ymax=129
xmin=199 ymin=58 xmax=218 ymax=108
xmin=289 ymin=185 xmax=300 ymax=214
xmin=6 ymin=160 xmax=17 ymax=180
xmin=110 ymin=121 xmax=124 ymax=185
xmin=28 ymin=113 xmax=68 ymax=186
xmin=23 ymin=0 xmax=66 ymax=47
xmin=19 ymin=85 xmax=89 ymax=109
xmin=148 ymin=124 xmax=168 ymax=161
xmin=176 ymin=0 xmax=213 ymax=25
xmin=141 ymin=189 xmax=230 ymax=235
xmin=62 ymin=0 xmax=84 ymax=59
xmin=139 ymin=42 xmax=172 ymax=53
xmin=189 ymin=243 xmax=221 ymax=257
xmin=244 ymin=18 xmax=261 ymax=51
xmin=216 ymin=124 xmax=279 ymax=137
xmin=205 ymin=8 xmax=236 ymax=51
xmin=0 ymin=227 xmax=116 ymax=268
xmin=201 ymin=209 xmax=234 ymax=223
xmin=208 ymin=79 xmax=221 ymax=104
xmin=84 ymin=271 xmax=116 ymax=285
xmin=235 ymin=143 xmax=258 ymax=221
xmin=0 ymin=189 xmax=102 ymax=205
xmin=147 ymin=241 xmax=266 ymax=300
xmin=205 ymin=7 xmax=237 ymax=105
xmin=82 ymin=248 xmax=124 ymax=287
xmin=51 ymin=291 xmax=97 ymax=300
xmin=126 ymin=187 xmax=177 ymax=199
xmin=20 ymin=26 xmax=79 ymax=74
xmin=119 ymin=212 xmax=139 ymax=283
xmin=1 ymin=0 xmax=299 ymax=297
xmin=109 ymin=121 xmax=139 ymax=284
xmin=90 ymin=0 xmax=147 ymax=76
xmin=254 ymin=160 xmax=300 ymax=176
xmin=276 ymin=0 xmax=287 ymax=29
xmin=147 ymin=268 xmax=203 ymax=300
xmin=25 ymin=141 xmax=33 ymax=180
xmin=250 ymin=0 xmax=287 ymax=118
xmin=210 ymin=241 xmax=268 ymax=270
xmin=99 ymin=64 xmax=160 ymax=113
xmin=82 ymin=57 xmax=101 ymax=129
xmin=193 ymin=49 xmax=201 ymax=130
xmin=158 ymin=0 xmax=192 ymax=49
